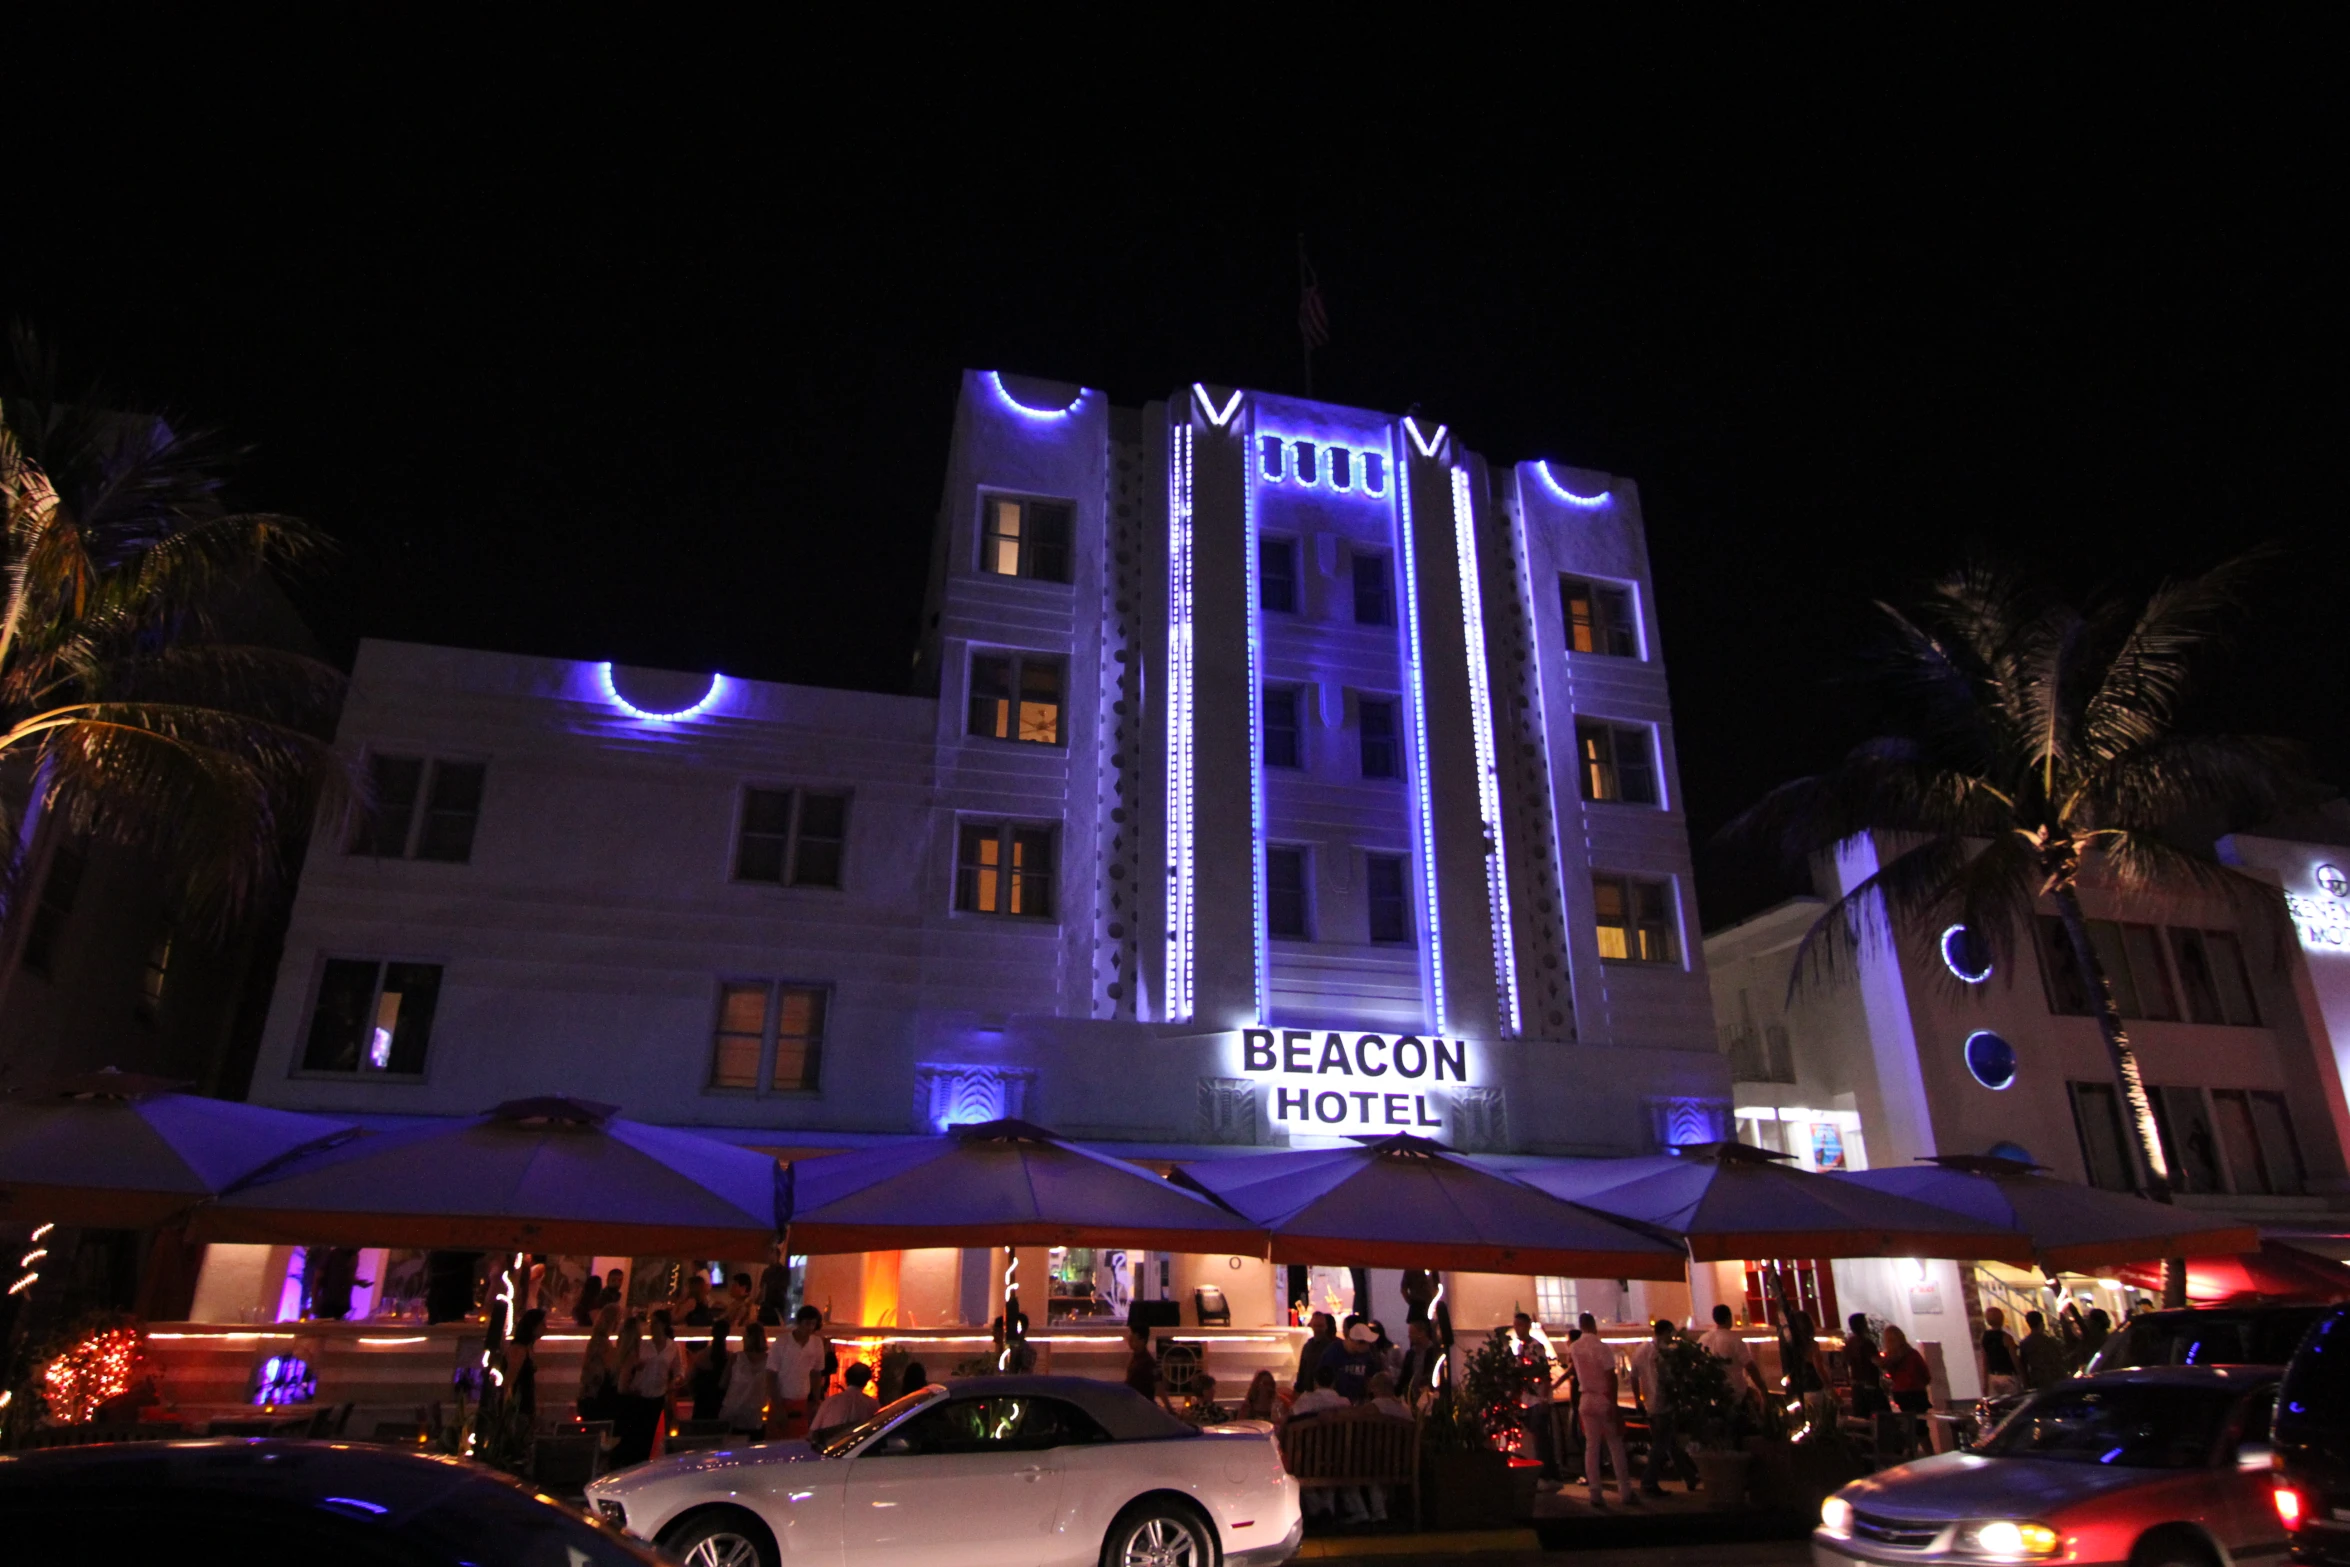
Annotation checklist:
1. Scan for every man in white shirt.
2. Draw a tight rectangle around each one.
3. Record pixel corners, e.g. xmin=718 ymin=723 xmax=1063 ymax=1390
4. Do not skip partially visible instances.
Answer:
xmin=1698 ymin=1304 xmax=1768 ymax=1405
xmin=1565 ymin=1313 xmax=1638 ymax=1509
xmin=768 ymin=1305 xmax=831 ymax=1439
xmin=1628 ymin=1318 xmax=1699 ymax=1493
xmin=811 ymin=1361 xmax=878 ymax=1434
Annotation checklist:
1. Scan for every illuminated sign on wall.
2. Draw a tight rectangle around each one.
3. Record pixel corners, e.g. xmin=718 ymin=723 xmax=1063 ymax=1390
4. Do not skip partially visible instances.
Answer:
xmin=1238 ymin=1027 xmax=1471 ymax=1131
xmin=2289 ymin=863 xmax=2350 ymax=951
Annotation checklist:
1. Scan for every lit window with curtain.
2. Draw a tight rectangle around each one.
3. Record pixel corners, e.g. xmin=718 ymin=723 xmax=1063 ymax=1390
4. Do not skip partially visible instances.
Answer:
xmin=955 ymin=822 xmax=1056 ymax=918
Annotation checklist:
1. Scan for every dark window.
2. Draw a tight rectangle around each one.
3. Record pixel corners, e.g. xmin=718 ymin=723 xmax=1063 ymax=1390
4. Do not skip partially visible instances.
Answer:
xmin=710 ymin=981 xmax=827 ymax=1093
xmin=2120 ymin=924 xmax=2178 ymax=1019
xmin=967 ymin=654 xmax=1062 ymax=745
xmin=138 ymin=927 xmax=173 ymax=1017
xmin=1561 ymin=577 xmax=1638 ymax=657
xmin=1359 ymin=699 xmax=1400 ymax=779
xmin=2037 ymin=917 xmax=2093 ymax=1016
xmin=2150 ymin=1085 xmax=2226 ymax=1194
xmin=1360 ymin=452 xmax=1387 ymax=494
xmin=2068 ymin=1081 xmax=2134 ymax=1192
xmin=1366 ymin=854 xmax=1410 ymax=943
xmin=350 ymin=754 xmax=425 ymax=856
xmin=2210 ymin=1088 xmax=2304 ymax=1195
xmin=1262 ymin=687 xmax=1302 ymax=768
xmin=1329 ymin=449 xmax=1354 ymax=489
xmin=979 ymin=496 xmax=1072 ymax=583
xmin=1575 ymin=721 xmax=1658 ymax=805
xmin=1594 ymin=874 xmax=1676 ymax=963
xmin=301 ymin=959 xmax=440 ymax=1075
xmin=880 ymin=1396 xmax=1108 ymax=1456
xmin=1266 ymin=847 xmax=1310 ymax=939
xmin=413 ymin=762 xmax=486 ymax=862
xmin=1352 ymin=553 xmax=1393 ymax=625
xmin=1259 ymin=537 xmax=1297 ymax=613
xmin=2170 ymin=928 xmax=2261 ymax=1026
xmin=19 ymin=843 xmax=86 ymax=978
xmin=733 ymin=789 xmax=850 ymax=888
xmin=956 ymin=823 xmax=1056 ymax=918
xmin=1295 ymin=442 xmax=1320 ymax=485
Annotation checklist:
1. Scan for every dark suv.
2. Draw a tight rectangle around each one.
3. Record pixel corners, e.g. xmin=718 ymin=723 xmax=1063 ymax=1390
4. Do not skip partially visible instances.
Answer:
xmin=2276 ymin=1305 xmax=2350 ymax=1566
xmin=2089 ymin=1305 xmax=2334 ymax=1374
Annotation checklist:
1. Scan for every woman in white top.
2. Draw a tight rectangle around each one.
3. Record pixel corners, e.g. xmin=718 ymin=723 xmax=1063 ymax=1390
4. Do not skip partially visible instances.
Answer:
xmin=720 ymin=1321 xmax=773 ymax=1435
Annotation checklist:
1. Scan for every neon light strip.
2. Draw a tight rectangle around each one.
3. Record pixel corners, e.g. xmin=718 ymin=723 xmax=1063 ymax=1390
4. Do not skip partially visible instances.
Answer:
xmin=1166 ymin=421 xmax=1197 ymax=1022
xmin=1243 ymin=423 xmax=1268 ymax=1020
xmin=1507 ymin=468 xmax=1572 ymax=1036
xmin=1394 ymin=435 xmax=1446 ymax=1033
xmin=597 ymin=662 xmax=725 ymax=722
xmin=1941 ymin=924 xmax=1993 ymax=983
xmin=1534 ymin=461 xmax=1610 ymax=507
xmin=1404 ymin=416 xmax=1448 ymax=459
xmin=1452 ymin=465 xmax=1520 ymax=1036
xmin=983 ymin=370 xmax=1087 ymax=420
xmin=1193 ymin=383 xmax=1243 ymax=427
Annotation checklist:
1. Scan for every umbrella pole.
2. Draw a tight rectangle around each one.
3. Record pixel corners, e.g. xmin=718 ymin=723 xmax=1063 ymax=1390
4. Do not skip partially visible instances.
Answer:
xmin=999 ymin=1245 xmax=1018 ymax=1371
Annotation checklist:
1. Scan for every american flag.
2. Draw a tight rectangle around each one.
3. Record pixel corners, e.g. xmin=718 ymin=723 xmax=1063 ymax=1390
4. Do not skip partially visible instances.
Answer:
xmin=1298 ymin=245 xmax=1329 ymax=351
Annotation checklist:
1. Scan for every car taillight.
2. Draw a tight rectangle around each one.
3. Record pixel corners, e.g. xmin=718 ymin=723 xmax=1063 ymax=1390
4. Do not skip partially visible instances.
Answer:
xmin=2275 ymin=1485 xmax=2303 ymax=1530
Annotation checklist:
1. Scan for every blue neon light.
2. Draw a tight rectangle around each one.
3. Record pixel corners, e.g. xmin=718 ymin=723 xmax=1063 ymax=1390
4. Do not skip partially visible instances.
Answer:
xmin=1259 ymin=434 xmax=1286 ymax=481
xmin=1166 ymin=421 xmax=1198 ymax=1023
xmin=1964 ymin=1030 xmax=2017 ymax=1091
xmin=1193 ymin=383 xmax=1243 ymax=427
xmin=1403 ymin=417 xmax=1448 ymax=459
xmin=984 ymin=370 xmax=1087 ymax=420
xmin=598 ymin=663 xmax=726 ymax=722
xmin=1451 ymin=465 xmax=1520 ymax=1035
xmin=1395 ymin=437 xmax=1447 ymax=1033
xmin=1244 ymin=426 xmax=1269 ymax=1020
xmin=323 ymin=1497 xmax=391 ymax=1516
xmin=1941 ymin=924 xmax=1993 ymax=983
xmin=1255 ymin=435 xmax=1386 ymax=496
xmin=1534 ymin=461 xmax=1610 ymax=507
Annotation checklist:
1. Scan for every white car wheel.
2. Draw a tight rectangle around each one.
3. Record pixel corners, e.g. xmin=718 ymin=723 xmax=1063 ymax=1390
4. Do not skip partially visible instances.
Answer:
xmin=665 ymin=1509 xmax=778 ymax=1567
xmin=1102 ymin=1503 xmax=1211 ymax=1567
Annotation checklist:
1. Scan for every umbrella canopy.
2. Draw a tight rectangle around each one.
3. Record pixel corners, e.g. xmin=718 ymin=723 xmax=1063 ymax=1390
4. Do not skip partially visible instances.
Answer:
xmin=2112 ymin=1241 xmax=2350 ymax=1305
xmin=1169 ymin=1134 xmax=1687 ymax=1278
xmin=1514 ymin=1142 xmax=2037 ymax=1264
xmin=191 ymin=1096 xmax=785 ymax=1255
xmin=783 ymin=1119 xmax=1265 ymax=1254
xmin=1833 ymin=1155 xmax=2261 ymax=1271
xmin=0 ymin=1071 xmax=356 ymax=1227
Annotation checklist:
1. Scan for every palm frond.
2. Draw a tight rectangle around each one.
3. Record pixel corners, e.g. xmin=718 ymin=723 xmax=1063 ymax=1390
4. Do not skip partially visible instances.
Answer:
xmin=2076 ymin=550 xmax=2273 ymax=768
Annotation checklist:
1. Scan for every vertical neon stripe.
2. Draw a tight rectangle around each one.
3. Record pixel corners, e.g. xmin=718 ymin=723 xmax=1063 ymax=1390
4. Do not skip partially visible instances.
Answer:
xmin=1395 ymin=436 xmax=1446 ymax=1034
xmin=1243 ymin=423 xmax=1268 ymax=1020
xmin=1452 ymin=466 xmax=1520 ymax=1036
xmin=1508 ymin=466 xmax=1572 ymax=1037
xmin=1166 ymin=422 xmax=1196 ymax=1022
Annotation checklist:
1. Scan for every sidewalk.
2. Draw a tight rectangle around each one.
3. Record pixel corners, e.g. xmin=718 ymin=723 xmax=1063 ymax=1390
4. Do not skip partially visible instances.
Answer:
xmin=1293 ymin=1476 xmax=1814 ymax=1560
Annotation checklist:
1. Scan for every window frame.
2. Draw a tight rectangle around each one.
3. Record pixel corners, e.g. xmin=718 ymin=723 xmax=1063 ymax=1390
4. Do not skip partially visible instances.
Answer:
xmin=1358 ymin=697 xmax=1401 ymax=781
xmin=1365 ymin=851 xmax=1411 ymax=945
xmin=976 ymin=493 xmax=1075 ymax=584
xmin=1574 ymin=719 xmax=1660 ymax=806
xmin=1258 ymin=535 xmax=1299 ymax=614
xmin=1560 ymin=575 xmax=1641 ymax=659
xmin=1592 ymin=873 xmax=1679 ymax=965
xmin=953 ymin=820 xmax=1059 ymax=920
xmin=966 ymin=651 xmax=1066 ymax=747
xmin=1261 ymin=685 xmax=1304 ymax=769
xmin=706 ymin=979 xmax=830 ymax=1096
xmin=2067 ymin=1080 xmax=2135 ymax=1192
xmin=732 ymin=786 xmax=852 ymax=889
xmin=295 ymin=955 xmax=445 ymax=1080
xmin=1351 ymin=551 xmax=1394 ymax=627
xmin=347 ymin=753 xmax=489 ymax=864
xmin=1265 ymin=845 xmax=1313 ymax=941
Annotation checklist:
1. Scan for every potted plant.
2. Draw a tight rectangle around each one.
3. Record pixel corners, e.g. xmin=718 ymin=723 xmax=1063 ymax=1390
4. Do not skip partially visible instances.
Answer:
xmin=1657 ymin=1336 xmax=1756 ymax=1508
xmin=1419 ymin=1389 xmax=1515 ymax=1529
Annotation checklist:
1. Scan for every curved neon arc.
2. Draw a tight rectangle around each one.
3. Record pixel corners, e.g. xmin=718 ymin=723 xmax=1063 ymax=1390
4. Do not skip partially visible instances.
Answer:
xmin=984 ymin=370 xmax=1088 ymax=420
xmin=1534 ymin=462 xmax=1610 ymax=507
xmin=1940 ymin=923 xmax=1993 ymax=984
xmin=598 ymin=663 xmax=725 ymax=722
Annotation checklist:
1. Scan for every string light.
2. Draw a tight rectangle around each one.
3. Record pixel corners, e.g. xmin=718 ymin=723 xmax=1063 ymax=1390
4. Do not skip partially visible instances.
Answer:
xmin=43 ymin=1325 xmax=141 ymax=1424
xmin=998 ymin=1246 xmax=1020 ymax=1370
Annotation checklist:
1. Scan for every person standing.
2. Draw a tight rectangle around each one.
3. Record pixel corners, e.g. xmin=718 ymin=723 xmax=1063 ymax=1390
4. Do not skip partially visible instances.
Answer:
xmin=1293 ymin=1312 xmax=1339 ymax=1395
xmin=1333 ymin=1324 xmax=1380 ymax=1404
xmin=719 ymin=1321 xmax=771 ymax=1437
xmin=578 ymin=1306 xmax=624 ymax=1424
xmin=1510 ymin=1313 xmax=1561 ymax=1484
xmin=1123 ymin=1323 xmax=1160 ymax=1399
xmin=1396 ymin=1320 xmax=1443 ymax=1405
xmin=1879 ymin=1325 xmax=1933 ymax=1461
xmin=616 ymin=1311 xmax=686 ymax=1466
xmin=1399 ymin=1267 xmax=1437 ymax=1325
xmin=2018 ymin=1310 xmax=2068 ymax=1391
xmin=767 ymin=1305 xmax=830 ymax=1440
xmin=1844 ymin=1313 xmax=1888 ymax=1419
xmin=1699 ymin=1304 xmax=1769 ymax=1407
xmin=1979 ymin=1305 xmax=2022 ymax=1398
xmin=690 ymin=1320 xmax=729 ymax=1423
xmin=1566 ymin=1313 xmax=1638 ymax=1509
xmin=813 ymin=1363 xmax=879 ymax=1432
xmin=1630 ymin=1319 xmax=1697 ymax=1493
xmin=2077 ymin=1307 xmax=2112 ymax=1368
xmin=571 ymin=1273 xmax=605 ymax=1328
xmin=507 ymin=1308 xmax=545 ymax=1421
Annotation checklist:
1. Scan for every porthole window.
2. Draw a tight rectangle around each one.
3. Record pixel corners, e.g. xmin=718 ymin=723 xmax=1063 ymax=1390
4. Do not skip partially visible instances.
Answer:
xmin=1964 ymin=1030 xmax=2017 ymax=1091
xmin=1941 ymin=923 xmax=1993 ymax=984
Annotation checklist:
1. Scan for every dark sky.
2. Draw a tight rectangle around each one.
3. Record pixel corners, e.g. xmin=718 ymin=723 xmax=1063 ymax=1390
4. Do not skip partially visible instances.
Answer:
xmin=7 ymin=40 xmax=2344 ymax=930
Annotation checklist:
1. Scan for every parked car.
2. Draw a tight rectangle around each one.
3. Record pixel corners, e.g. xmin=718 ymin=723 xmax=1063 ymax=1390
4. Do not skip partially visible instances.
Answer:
xmin=584 ymin=1374 xmax=1302 ymax=1567
xmin=1818 ymin=1366 xmax=2285 ymax=1567
xmin=0 ymin=1438 xmax=667 ymax=1565
xmin=2275 ymin=1304 xmax=2350 ymax=1566
xmin=1968 ymin=1303 xmax=2332 ymax=1441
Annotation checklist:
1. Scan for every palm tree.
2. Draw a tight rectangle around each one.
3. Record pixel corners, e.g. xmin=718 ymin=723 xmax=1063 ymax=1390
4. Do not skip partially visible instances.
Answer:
xmin=0 ymin=332 xmax=351 ymax=962
xmin=1729 ymin=558 xmax=2310 ymax=1302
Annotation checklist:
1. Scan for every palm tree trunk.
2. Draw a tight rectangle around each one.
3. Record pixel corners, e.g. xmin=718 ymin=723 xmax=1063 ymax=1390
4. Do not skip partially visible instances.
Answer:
xmin=2050 ymin=886 xmax=2188 ymax=1306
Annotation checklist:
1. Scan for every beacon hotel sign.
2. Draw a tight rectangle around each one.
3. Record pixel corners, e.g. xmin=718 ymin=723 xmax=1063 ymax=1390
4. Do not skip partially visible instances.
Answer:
xmin=1236 ymin=1027 xmax=1479 ymax=1135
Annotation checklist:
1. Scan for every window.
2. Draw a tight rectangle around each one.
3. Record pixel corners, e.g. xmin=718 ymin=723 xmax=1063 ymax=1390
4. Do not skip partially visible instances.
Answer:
xmin=979 ymin=496 xmax=1072 ymax=583
xmin=348 ymin=755 xmax=486 ymax=863
xmin=1593 ymin=874 xmax=1676 ymax=963
xmin=877 ymin=1396 xmax=1107 ymax=1456
xmin=1262 ymin=687 xmax=1302 ymax=768
xmin=138 ymin=928 xmax=173 ymax=1018
xmin=301 ymin=959 xmax=442 ymax=1075
xmin=1266 ymin=847 xmax=1311 ymax=939
xmin=733 ymin=788 xmax=849 ymax=888
xmin=1258 ymin=537 xmax=1297 ymax=613
xmin=956 ymin=823 xmax=1056 ymax=918
xmin=1534 ymin=1276 xmax=1579 ymax=1333
xmin=2037 ymin=917 xmax=2186 ymax=1021
xmin=1351 ymin=553 xmax=1392 ymax=625
xmin=710 ymin=981 xmax=827 ymax=1093
xmin=19 ymin=843 xmax=86 ymax=978
xmin=967 ymin=654 xmax=1063 ymax=745
xmin=1366 ymin=853 xmax=1410 ymax=943
xmin=2067 ymin=1081 xmax=2134 ymax=1192
xmin=1359 ymin=698 xmax=1400 ymax=780
xmin=1561 ymin=577 xmax=1638 ymax=657
xmin=2211 ymin=1089 xmax=2305 ymax=1195
xmin=2170 ymin=928 xmax=2260 ymax=1027
xmin=1575 ymin=721 xmax=1658 ymax=805
xmin=2150 ymin=1085 xmax=2226 ymax=1194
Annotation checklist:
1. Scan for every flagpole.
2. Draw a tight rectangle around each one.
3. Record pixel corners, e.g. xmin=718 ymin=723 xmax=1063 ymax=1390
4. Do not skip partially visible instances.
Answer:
xmin=1298 ymin=233 xmax=1314 ymax=398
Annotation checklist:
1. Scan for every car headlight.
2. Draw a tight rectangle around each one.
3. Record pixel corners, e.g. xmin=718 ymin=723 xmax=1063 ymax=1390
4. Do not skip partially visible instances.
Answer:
xmin=593 ymin=1499 xmax=627 ymax=1527
xmin=1961 ymin=1520 xmax=2060 ymax=1558
xmin=1820 ymin=1497 xmax=1854 ymax=1539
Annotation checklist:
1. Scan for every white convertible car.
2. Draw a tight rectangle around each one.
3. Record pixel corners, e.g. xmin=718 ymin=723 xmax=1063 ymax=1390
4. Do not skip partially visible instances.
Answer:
xmin=584 ymin=1375 xmax=1304 ymax=1567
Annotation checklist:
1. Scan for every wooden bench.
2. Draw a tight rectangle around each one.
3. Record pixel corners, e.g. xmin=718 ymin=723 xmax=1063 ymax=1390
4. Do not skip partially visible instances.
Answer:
xmin=1278 ymin=1410 xmax=1421 ymax=1530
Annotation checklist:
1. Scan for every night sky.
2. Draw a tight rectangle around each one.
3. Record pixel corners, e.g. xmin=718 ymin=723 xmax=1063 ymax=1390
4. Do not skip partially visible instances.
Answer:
xmin=7 ymin=45 xmax=2343 ymax=930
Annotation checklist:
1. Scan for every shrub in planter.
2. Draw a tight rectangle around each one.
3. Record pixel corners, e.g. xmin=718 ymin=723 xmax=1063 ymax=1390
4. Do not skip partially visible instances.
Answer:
xmin=1420 ymin=1390 xmax=1515 ymax=1529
